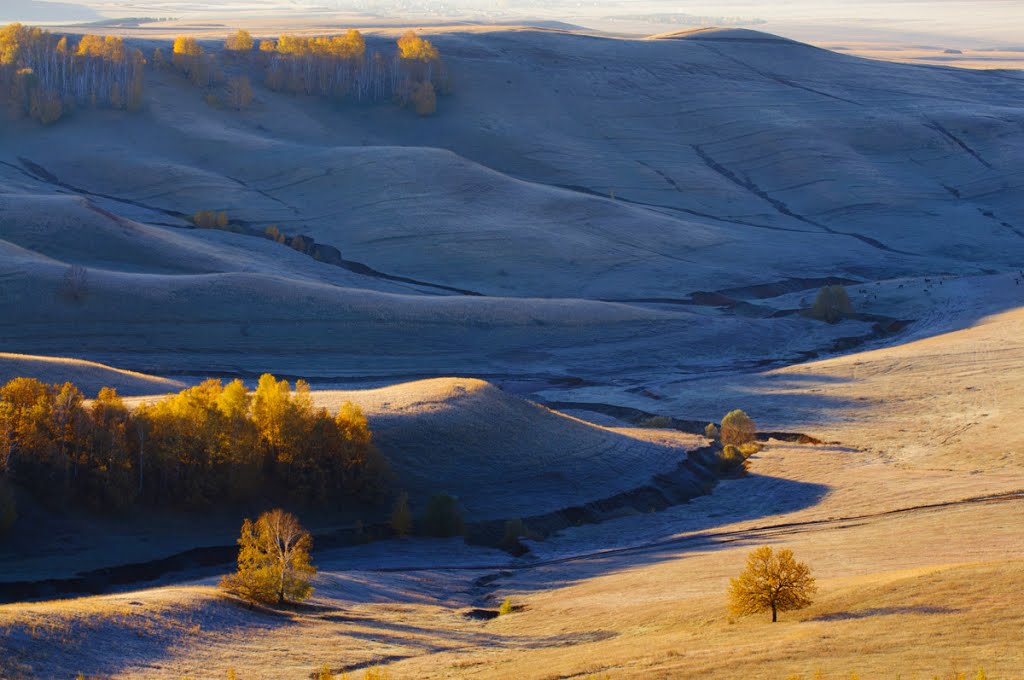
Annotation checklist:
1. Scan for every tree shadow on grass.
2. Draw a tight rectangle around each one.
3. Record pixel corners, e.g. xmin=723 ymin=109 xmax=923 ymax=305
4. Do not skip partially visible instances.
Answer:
xmin=809 ymin=606 xmax=961 ymax=622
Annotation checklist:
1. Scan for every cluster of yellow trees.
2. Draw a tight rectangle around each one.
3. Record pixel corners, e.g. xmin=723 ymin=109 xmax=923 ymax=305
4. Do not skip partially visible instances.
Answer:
xmin=0 ymin=374 xmax=387 ymax=518
xmin=243 ymin=28 xmax=446 ymax=114
xmin=0 ymin=23 xmax=145 ymax=124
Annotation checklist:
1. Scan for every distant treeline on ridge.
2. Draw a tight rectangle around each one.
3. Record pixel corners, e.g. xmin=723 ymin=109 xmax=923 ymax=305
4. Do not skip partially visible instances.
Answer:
xmin=1 ymin=22 xmax=449 ymax=124
xmin=0 ymin=375 xmax=388 ymax=531
xmin=0 ymin=23 xmax=145 ymax=123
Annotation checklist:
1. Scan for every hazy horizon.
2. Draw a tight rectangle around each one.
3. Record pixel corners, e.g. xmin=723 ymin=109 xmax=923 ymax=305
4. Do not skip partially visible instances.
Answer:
xmin=5 ymin=0 xmax=1023 ymax=48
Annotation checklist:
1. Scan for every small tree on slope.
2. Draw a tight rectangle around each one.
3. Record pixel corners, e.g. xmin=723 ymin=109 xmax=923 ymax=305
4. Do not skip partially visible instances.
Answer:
xmin=720 ymin=409 xmax=756 ymax=447
xmin=728 ymin=546 xmax=816 ymax=622
xmin=221 ymin=508 xmax=316 ymax=605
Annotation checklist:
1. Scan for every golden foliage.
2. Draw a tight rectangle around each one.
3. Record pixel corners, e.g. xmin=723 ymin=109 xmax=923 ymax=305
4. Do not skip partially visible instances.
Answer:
xmin=225 ymin=29 xmax=254 ymax=52
xmin=220 ymin=508 xmax=316 ymax=605
xmin=728 ymin=546 xmax=816 ymax=622
xmin=0 ymin=373 xmax=384 ymax=513
xmin=810 ymin=285 xmax=854 ymax=324
xmin=172 ymin=35 xmax=201 ymax=57
xmin=0 ymin=23 xmax=145 ymax=122
xmin=397 ymin=30 xmax=439 ymax=62
xmin=720 ymin=409 xmax=756 ymax=447
xmin=269 ymin=30 xmax=365 ymax=59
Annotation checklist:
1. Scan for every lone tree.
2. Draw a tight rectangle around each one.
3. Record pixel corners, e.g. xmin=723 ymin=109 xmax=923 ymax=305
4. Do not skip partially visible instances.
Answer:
xmin=720 ymin=409 xmax=756 ymax=447
xmin=390 ymin=491 xmax=413 ymax=538
xmin=728 ymin=546 xmax=816 ymax=622
xmin=220 ymin=508 xmax=316 ymax=605
xmin=421 ymin=492 xmax=464 ymax=537
xmin=810 ymin=284 xmax=853 ymax=323
xmin=60 ymin=264 xmax=88 ymax=303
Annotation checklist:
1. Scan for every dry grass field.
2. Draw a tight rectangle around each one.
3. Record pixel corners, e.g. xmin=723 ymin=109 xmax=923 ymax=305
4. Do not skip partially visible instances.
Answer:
xmin=3 ymin=439 xmax=1023 ymax=679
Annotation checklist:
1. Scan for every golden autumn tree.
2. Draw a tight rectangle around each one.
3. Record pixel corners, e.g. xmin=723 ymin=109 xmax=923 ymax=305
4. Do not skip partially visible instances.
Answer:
xmin=397 ymin=30 xmax=438 ymax=62
xmin=720 ymin=409 xmax=756 ymax=447
xmin=220 ymin=508 xmax=316 ymax=605
xmin=728 ymin=546 xmax=816 ymax=622
xmin=810 ymin=284 xmax=854 ymax=324
xmin=172 ymin=35 xmax=211 ymax=86
xmin=225 ymin=29 xmax=254 ymax=52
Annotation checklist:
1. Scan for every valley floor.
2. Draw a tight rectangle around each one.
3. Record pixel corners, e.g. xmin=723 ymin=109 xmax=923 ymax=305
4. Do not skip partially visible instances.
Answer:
xmin=4 ymin=440 xmax=1023 ymax=679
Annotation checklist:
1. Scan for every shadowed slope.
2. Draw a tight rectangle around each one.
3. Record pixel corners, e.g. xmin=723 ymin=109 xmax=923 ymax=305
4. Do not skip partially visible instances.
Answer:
xmin=316 ymin=378 xmax=704 ymax=519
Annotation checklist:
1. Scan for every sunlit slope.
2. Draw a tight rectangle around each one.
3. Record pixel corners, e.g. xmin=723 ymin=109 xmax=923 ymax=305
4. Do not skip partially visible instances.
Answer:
xmin=0 ymin=353 xmax=183 ymax=396
xmin=562 ymin=275 xmax=1024 ymax=471
xmin=311 ymin=378 xmax=703 ymax=519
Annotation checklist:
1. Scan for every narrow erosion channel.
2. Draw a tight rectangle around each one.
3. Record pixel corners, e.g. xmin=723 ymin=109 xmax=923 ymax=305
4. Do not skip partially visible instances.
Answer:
xmin=5 ymin=157 xmax=485 ymax=297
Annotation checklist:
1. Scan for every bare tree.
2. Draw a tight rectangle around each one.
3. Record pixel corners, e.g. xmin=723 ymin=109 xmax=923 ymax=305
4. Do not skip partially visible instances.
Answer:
xmin=60 ymin=264 xmax=88 ymax=303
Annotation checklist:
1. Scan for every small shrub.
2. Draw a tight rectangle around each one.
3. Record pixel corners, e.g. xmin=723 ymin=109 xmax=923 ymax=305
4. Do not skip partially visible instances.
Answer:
xmin=718 ymin=445 xmax=745 ymax=473
xmin=312 ymin=665 xmax=334 ymax=680
xmin=810 ymin=285 xmax=853 ymax=323
xmin=265 ymin=225 xmax=286 ymax=243
xmin=704 ymin=422 xmax=719 ymax=440
xmin=739 ymin=441 xmax=763 ymax=457
xmin=193 ymin=210 xmax=215 ymax=228
xmin=499 ymin=518 xmax=540 ymax=553
xmin=640 ymin=415 xmax=673 ymax=428
xmin=363 ymin=668 xmax=390 ymax=680
xmin=421 ymin=492 xmax=464 ymax=537
xmin=390 ymin=491 xmax=413 ymax=538
xmin=498 ymin=596 xmax=513 ymax=615
xmin=721 ymin=409 xmax=756 ymax=446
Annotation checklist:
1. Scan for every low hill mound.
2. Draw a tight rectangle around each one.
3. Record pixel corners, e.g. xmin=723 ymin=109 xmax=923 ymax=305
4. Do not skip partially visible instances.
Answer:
xmin=0 ymin=353 xmax=183 ymax=396
xmin=312 ymin=378 xmax=704 ymax=519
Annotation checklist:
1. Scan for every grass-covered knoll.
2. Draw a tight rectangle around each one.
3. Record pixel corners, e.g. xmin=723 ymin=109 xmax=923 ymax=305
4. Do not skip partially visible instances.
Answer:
xmin=310 ymin=378 xmax=703 ymax=520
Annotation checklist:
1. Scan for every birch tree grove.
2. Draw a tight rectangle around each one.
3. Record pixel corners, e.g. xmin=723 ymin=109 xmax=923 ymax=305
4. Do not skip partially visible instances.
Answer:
xmin=257 ymin=29 xmax=448 ymax=112
xmin=0 ymin=23 xmax=145 ymax=123
xmin=0 ymin=374 xmax=387 ymax=520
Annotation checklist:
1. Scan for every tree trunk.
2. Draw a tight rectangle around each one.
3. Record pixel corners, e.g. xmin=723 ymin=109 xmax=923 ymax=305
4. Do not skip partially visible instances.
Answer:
xmin=771 ymin=604 xmax=777 ymax=622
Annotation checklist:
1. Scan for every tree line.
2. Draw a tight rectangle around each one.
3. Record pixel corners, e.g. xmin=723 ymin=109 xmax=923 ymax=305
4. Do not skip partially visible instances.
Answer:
xmin=0 ymin=374 xmax=388 ymax=524
xmin=258 ymin=29 xmax=448 ymax=114
xmin=166 ymin=28 xmax=448 ymax=115
xmin=0 ymin=23 xmax=145 ymax=124
xmin=1 ymin=23 xmax=450 ymax=122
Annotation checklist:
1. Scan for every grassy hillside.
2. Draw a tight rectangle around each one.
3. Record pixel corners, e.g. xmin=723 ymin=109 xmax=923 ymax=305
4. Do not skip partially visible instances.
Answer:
xmin=0 ymin=27 xmax=1021 ymax=382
